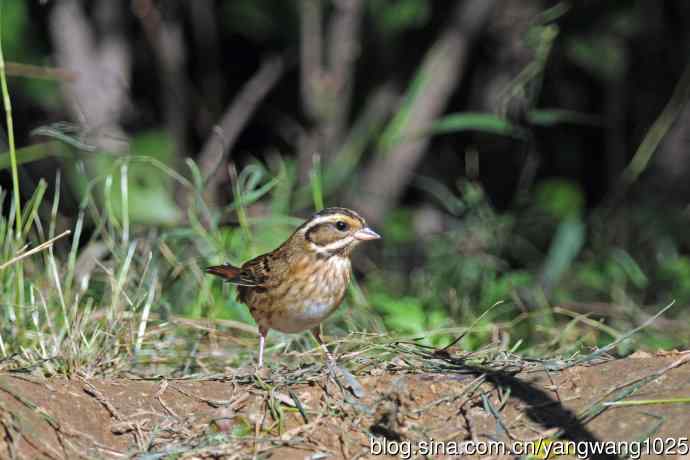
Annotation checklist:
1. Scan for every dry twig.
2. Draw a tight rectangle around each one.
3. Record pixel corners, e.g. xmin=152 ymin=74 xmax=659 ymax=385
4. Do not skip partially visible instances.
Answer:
xmin=0 ymin=230 xmax=71 ymax=271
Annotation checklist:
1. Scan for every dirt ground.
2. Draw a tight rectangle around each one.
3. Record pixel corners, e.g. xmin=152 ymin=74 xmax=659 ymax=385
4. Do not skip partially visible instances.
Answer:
xmin=1 ymin=351 xmax=690 ymax=459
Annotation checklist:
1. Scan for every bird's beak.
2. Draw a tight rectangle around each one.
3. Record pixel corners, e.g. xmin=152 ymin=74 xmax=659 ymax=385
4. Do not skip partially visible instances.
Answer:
xmin=353 ymin=227 xmax=382 ymax=241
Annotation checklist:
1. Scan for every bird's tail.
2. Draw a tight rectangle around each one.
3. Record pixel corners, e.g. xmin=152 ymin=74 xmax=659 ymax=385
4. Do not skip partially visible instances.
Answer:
xmin=205 ymin=264 xmax=242 ymax=280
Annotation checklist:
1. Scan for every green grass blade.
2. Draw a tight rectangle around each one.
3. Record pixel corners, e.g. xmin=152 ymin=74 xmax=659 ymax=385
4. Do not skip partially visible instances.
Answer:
xmin=377 ymin=65 xmax=430 ymax=153
xmin=0 ymin=1 xmax=21 ymax=237
xmin=426 ymin=112 xmax=524 ymax=138
xmin=30 ymin=125 xmax=97 ymax=151
xmin=0 ymin=141 xmax=64 ymax=169
xmin=603 ymin=397 xmax=690 ymax=407
xmin=309 ymin=154 xmax=324 ymax=211
xmin=21 ymin=178 xmax=47 ymax=238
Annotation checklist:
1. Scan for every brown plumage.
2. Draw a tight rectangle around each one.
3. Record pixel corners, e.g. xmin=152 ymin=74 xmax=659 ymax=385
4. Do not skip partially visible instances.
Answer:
xmin=206 ymin=207 xmax=381 ymax=367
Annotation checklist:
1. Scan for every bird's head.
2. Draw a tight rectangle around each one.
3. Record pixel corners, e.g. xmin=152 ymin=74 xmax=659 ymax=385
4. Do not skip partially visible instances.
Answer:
xmin=296 ymin=207 xmax=381 ymax=258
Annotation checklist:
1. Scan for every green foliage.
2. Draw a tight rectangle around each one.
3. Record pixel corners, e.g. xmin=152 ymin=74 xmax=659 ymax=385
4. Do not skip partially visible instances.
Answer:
xmin=658 ymin=256 xmax=690 ymax=304
xmin=365 ymin=173 xmax=690 ymax=354
xmin=378 ymin=62 xmax=431 ymax=153
xmin=369 ymin=290 xmax=450 ymax=347
xmin=566 ymin=35 xmax=626 ymax=82
xmin=563 ymin=2 xmax=643 ymax=83
xmin=382 ymin=208 xmax=414 ymax=243
xmin=367 ymin=0 xmax=430 ymax=37
xmin=541 ymin=217 xmax=585 ymax=290
xmin=0 ymin=141 xmax=64 ymax=170
xmin=64 ymin=130 xmax=182 ymax=226
xmin=535 ymin=178 xmax=584 ymax=219
xmin=427 ymin=113 xmax=523 ymax=139
xmin=3 ymin=145 xmax=687 ymax=375
xmin=119 ymin=131 xmax=181 ymax=225
xmin=371 ymin=293 xmax=426 ymax=335
xmin=21 ymin=79 xmax=62 ymax=108
xmin=426 ymin=110 xmax=601 ymax=142
xmin=0 ymin=1 xmax=27 ymax=58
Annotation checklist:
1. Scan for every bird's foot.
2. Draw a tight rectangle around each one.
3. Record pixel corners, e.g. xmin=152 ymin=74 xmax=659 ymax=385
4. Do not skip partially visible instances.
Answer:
xmin=254 ymin=365 xmax=271 ymax=380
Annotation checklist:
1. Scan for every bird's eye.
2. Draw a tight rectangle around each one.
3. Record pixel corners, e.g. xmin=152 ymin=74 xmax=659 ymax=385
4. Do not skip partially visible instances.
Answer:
xmin=335 ymin=221 xmax=348 ymax=231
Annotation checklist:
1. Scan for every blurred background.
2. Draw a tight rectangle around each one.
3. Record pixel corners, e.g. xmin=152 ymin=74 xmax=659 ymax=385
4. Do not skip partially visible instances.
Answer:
xmin=2 ymin=0 xmax=690 ymax=372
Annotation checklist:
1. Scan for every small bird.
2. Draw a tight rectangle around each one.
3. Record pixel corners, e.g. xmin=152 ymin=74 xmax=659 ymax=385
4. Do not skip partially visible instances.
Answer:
xmin=206 ymin=207 xmax=381 ymax=368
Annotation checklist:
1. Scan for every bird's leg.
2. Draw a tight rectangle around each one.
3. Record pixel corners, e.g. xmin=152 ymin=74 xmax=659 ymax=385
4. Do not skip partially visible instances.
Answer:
xmin=257 ymin=326 xmax=268 ymax=369
xmin=311 ymin=326 xmax=336 ymax=368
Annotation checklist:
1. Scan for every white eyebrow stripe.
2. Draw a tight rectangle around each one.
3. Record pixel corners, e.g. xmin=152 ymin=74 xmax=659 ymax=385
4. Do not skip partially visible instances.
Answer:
xmin=301 ymin=213 xmax=365 ymax=231
xmin=300 ymin=215 xmax=338 ymax=233
xmin=308 ymin=236 xmax=354 ymax=256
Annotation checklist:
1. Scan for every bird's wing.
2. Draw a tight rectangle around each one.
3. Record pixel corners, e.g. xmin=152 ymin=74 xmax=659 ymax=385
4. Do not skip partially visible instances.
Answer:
xmin=238 ymin=255 xmax=274 ymax=286
xmin=205 ymin=261 xmax=267 ymax=287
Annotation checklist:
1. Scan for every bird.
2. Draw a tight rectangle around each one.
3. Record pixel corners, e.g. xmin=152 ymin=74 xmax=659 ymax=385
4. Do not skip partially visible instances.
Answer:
xmin=206 ymin=207 xmax=381 ymax=368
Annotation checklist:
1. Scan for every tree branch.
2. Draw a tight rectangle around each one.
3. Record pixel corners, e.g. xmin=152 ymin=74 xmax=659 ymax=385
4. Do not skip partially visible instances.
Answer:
xmin=300 ymin=0 xmax=324 ymax=122
xmin=324 ymin=0 xmax=364 ymax=151
xmin=198 ymin=56 xmax=285 ymax=202
xmin=356 ymin=0 xmax=497 ymax=223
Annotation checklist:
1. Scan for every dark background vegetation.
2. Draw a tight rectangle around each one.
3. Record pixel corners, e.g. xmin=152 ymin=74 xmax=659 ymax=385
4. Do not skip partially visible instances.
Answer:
xmin=2 ymin=0 xmax=690 ymax=371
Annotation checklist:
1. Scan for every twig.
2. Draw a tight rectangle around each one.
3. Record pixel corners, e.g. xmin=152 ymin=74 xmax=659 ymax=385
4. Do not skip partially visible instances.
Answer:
xmin=280 ymin=413 xmax=323 ymax=441
xmin=481 ymin=392 xmax=510 ymax=440
xmin=0 ymin=403 xmax=19 ymax=460
xmin=569 ymin=301 xmax=676 ymax=368
xmin=575 ymin=353 xmax=690 ymax=430
xmin=3 ymin=61 xmax=77 ymax=81
xmin=169 ymin=383 xmax=244 ymax=408
xmin=81 ymin=381 xmax=124 ymax=421
xmin=559 ymin=301 xmax=683 ymax=332
xmin=198 ymin=55 xmax=285 ymax=199
xmin=300 ymin=0 xmax=323 ymax=121
xmin=601 ymin=353 xmax=690 ymax=404
xmin=155 ymin=379 xmax=178 ymax=418
xmin=324 ymin=0 xmax=364 ymax=150
xmin=460 ymin=405 xmax=479 ymax=443
xmin=171 ymin=315 xmax=260 ymax=336
xmin=620 ymin=61 xmax=690 ymax=188
xmin=412 ymin=373 xmax=486 ymax=415
xmin=132 ymin=0 xmax=188 ymax=182
xmin=0 ymin=230 xmax=71 ymax=271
